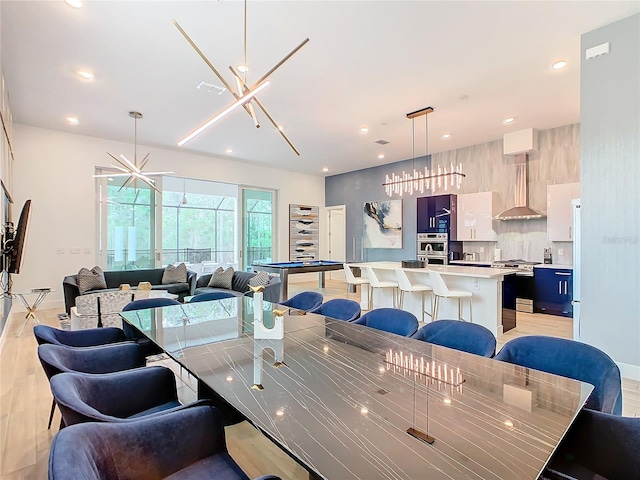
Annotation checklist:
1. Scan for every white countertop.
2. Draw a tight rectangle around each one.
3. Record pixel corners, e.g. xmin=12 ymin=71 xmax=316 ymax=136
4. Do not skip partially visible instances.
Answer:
xmin=534 ymin=264 xmax=574 ymax=270
xmin=351 ymin=261 xmax=518 ymax=279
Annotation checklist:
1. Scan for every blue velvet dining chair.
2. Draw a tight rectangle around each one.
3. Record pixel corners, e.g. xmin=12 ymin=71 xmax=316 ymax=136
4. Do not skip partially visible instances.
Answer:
xmin=494 ymin=335 xmax=622 ymax=415
xmin=48 ymin=404 xmax=282 ymax=480
xmin=411 ymin=320 xmax=496 ymax=358
xmin=37 ymin=342 xmax=146 ymax=429
xmin=50 ymin=366 xmax=210 ymax=427
xmin=309 ymin=298 xmax=361 ymax=321
xmin=122 ymin=297 xmax=181 ymax=311
xmin=353 ymin=308 xmax=419 ymax=337
xmin=546 ymin=408 xmax=640 ymax=480
xmin=280 ymin=291 xmax=323 ymax=311
xmin=33 ymin=324 xmax=128 ymax=347
xmin=190 ymin=291 xmax=237 ymax=303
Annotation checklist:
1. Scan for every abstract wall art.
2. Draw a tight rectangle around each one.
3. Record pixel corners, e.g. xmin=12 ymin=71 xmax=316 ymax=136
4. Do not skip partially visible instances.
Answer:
xmin=289 ymin=204 xmax=319 ymax=261
xmin=363 ymin=200 xmax=403 ymax=249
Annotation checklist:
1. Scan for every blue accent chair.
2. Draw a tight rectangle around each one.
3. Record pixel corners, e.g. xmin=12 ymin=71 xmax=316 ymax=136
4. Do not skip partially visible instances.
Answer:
xmin=48 ymin=405 xmax=282 ymax=480
xmin=411 ymin=320 xmax=496 ymax=358
xmin=353 ymin=308 xmax=419 ymax=337
xmin=50 ymin=366 xmax=210 ymax=427
xmin=121 ymin=298 xmax=180 ymax=351
xmin=309 ymin=298 xmax=361 ymax=321
xmin=34 ymin=324 xmax=128 ymax=347
xmin=280 ymin=291 xmax=323 ymax=311
xmin=37 ymin=342 xmax=146 ymax=429
xmin=547 ymin=408 xmax=640 ymax=480
xmin=494 ymin=335 xmax=622 ymax=415
xmin=190 ymin=291 xmax=236 ymax=303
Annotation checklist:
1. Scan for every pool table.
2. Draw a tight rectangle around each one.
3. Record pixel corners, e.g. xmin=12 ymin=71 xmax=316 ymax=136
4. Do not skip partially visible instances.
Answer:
xmin=251 ymin=260 xmax=344 ymax=302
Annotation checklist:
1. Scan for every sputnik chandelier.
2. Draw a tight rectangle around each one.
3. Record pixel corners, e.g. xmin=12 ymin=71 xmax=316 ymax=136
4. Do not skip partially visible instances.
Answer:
xmin=94 ymin=111 xmax=173 ymax=194
xmin=383 ymin=107 xmax=465 ymax=197
xmin=173 ymin=0 xmax=309 ymax=155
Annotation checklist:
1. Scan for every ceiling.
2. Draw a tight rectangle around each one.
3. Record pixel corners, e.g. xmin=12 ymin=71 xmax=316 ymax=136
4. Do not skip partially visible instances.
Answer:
xmin=2 ymin=1 xmax=638 ymax=176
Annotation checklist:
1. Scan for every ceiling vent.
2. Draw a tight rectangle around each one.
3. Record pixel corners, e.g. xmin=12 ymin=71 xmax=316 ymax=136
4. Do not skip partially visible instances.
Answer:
xmin=374 ymin=139 xmax=390 ymax=145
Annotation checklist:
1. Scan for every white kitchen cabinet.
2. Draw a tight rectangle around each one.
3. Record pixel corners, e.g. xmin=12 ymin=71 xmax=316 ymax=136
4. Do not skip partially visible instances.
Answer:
xmin=547 ymin=183 xmax=580 ymax=241
xmin=457 ymin=192 xmax=498 ymax=241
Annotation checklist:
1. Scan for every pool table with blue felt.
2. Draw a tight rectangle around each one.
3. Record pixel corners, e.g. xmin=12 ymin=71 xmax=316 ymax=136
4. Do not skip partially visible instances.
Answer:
xmin=251 ymin=260 xmax=344 ymax=302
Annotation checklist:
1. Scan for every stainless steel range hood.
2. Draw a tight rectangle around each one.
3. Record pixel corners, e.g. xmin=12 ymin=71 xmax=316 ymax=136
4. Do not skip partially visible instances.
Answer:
xmin=496 ymin=153 xmax=545 ymax=221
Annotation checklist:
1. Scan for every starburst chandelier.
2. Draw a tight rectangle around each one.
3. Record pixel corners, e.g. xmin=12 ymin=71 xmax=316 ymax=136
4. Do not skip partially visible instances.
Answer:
xmin=173 ymin=0 xmax=309 ymax=155
xmin=94 ymin=112 xmax=173 ymax=193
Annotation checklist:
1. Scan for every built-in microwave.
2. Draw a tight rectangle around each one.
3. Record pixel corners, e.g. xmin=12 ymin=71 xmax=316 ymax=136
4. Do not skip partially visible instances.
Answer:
xmin=417 ymin=233 xmax=448 ymax=257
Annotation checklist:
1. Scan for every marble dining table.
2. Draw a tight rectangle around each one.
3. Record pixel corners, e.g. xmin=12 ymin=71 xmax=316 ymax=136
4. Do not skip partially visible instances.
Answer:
xmin=121 ymin=297 xmax=592 ymax=480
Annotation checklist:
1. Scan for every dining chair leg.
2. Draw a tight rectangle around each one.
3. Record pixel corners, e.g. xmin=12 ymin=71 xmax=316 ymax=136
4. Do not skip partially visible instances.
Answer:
xmin=47 ymin=398 xmax=56 ymax=429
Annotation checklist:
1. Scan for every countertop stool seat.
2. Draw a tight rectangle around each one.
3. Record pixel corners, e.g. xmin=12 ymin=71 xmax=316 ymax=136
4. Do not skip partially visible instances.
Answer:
xmin=394 ymin=268 xmax=433 ymax=323
xmin=365 ymin=266 xmax=398 ymax=310
xmin=429 ymin=270 xmax=472 ymax=322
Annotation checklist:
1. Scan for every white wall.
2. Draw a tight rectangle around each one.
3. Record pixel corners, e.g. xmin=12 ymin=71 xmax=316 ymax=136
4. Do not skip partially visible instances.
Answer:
xmin=11 ymin=124 xmax=325 ymax=311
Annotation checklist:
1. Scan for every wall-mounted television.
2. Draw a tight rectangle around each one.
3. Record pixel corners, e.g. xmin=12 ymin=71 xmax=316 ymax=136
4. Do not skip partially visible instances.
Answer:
xmin=4 ymin=199 xmax=31 ymax=274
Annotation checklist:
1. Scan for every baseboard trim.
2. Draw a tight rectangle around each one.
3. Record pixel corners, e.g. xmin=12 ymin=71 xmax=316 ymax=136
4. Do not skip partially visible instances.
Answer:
xmin=618 ymin=361 xmax=640 ymax=381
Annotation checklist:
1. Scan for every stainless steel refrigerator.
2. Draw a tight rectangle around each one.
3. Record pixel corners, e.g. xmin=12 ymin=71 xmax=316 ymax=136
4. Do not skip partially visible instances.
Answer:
xmin=572 ymin=198 xmax=581 ymax=340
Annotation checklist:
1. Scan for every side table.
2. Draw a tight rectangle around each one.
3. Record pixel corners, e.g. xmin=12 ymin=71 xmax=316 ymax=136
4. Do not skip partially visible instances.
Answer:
xmin=13 ymin=288 xmax=54 ymax=336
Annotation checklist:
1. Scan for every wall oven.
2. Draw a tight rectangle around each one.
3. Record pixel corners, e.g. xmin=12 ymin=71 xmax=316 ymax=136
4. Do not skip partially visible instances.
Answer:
xmin=417 ymin=233 xmax=449 ymax=265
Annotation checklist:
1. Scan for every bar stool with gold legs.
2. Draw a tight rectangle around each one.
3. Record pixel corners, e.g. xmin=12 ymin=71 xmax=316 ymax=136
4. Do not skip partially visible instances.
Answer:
xmin=364 ymin=266 xmax=398 ymax=310
xmin=429 ymin=270 xmax=472 ymax=322
xmin=394 ymin=268 xmax=433 ymax=323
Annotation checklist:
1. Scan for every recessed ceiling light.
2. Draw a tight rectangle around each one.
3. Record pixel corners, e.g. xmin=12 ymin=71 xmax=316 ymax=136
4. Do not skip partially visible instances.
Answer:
xmin=360 ymin=127 xmax=369 ymax=134
xmin=77 ymin=70 xmax=94 ymax=80
xmin=225 ymin=148 xmax=233 ymax=154
xmin=66 ymin=117 xmax=79 ymax=125
xmin=64 ymin=0 xmax=83 ymax=8
xmin=225 ymin=376 xmax=233 ymax=382
xmin=377 ymin=154 xmax=385 ymax=159
xmin=552 ymin=60 xmax=567 ymax=70
xmin=322 ymin=167 xmax=329 ymax=172
xmin=503 ymin=117 xmax=515 ymax=124
xmin=442 ymin=133 xmax=452 ymax=139
xmin=237 ymin=64 xmax=249 ymax=73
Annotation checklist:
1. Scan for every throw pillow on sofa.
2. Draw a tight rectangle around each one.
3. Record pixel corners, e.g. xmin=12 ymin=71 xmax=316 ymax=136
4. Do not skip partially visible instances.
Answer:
xmin=208 ymin=267 xmax=234 ymax=289
xmin=77 ymin=266 xmax=107 ymax=294
xmin=248 ymin=271 xmax=271 ymax=287
xmin=162 ymin=263 xmax=187 ymax=284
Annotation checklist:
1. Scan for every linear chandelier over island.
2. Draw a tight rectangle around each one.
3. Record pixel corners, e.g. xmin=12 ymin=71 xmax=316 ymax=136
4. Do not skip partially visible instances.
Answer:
xmin=383 ymin=107 xmax=465 ymax=197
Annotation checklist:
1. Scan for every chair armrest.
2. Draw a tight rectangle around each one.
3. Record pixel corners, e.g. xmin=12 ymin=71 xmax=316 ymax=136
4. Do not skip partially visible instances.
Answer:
xmin=187 ymin=269 xmax=198 ymax=295
xmin=62 ymin=275 xmax=80 ymax=315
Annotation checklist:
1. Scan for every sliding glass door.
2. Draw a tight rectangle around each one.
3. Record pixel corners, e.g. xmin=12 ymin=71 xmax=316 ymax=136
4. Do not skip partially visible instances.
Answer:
xmin=240 ymin=188 xmax=276 ymax=271
xmin=97 ymin=173 xmax=156 ymax=270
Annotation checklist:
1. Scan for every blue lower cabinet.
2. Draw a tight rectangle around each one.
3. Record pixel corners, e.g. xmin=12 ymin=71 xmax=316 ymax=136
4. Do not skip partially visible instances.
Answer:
xmin=534 ymin=268 xmax=573 ymax=317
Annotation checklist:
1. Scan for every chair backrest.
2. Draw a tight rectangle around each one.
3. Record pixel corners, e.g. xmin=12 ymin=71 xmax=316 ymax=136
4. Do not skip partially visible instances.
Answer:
xmin=344 ymin=264 xmax=368 ymax=284
xmin=37 ymin=343 xmax=145 ymax=380
xmin=494 ymin=335 xmax=622 ymax=415
xmin=428 ymin=270 xmax=451 ymax=296
xmin=412 ymin=320 xmax=496 ymax=357
xmin=122 ymin=298 xmax=180 ymax=311
xmin=394 ymin=268 xmax=414 ymax=291
xmin=354 ymin=308 xmax=418 ymax=337
xmin=280 ymin=291 xmax=323 ymax=311
xmin=50 ymin=366 xmax=177 ymax=426
xmin=364 ymin=266 xmax=383 ymax=288
xmin=33 ymin=325 xmax=127 ymax=347
xmin=48 ymin=405 xmax=229 ymax=480
xmin=190 ymin=291 xmax=236 ymax=303
xmin=310 ymin=299 xmax=361 ymax=321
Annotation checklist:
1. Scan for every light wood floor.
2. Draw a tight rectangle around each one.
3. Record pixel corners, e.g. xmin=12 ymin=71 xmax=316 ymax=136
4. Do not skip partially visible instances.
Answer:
xmin=0 ymin=279 xmax=638 ymax=479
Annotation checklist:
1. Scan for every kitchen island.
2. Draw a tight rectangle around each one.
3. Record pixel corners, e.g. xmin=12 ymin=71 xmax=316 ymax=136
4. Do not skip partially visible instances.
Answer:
xmin=350 ymin=261 xmax=517 ymax=337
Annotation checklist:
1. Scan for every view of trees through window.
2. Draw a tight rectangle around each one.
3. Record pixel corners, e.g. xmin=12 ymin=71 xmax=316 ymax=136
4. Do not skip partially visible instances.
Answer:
xmin=100 ymin=174 xmax=275 ymax=274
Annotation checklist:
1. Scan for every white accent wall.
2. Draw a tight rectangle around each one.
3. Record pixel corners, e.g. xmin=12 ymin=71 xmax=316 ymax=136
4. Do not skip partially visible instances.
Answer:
xmin=11 ymin=124 xmax=325 ymax=311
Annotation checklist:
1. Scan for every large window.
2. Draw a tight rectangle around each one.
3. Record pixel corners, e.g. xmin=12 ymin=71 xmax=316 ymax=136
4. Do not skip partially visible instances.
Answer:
xmin=98 ymin=174 xmax=275 ymax=275
xmin=161 ymin=177 xmax=238 ymax=270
